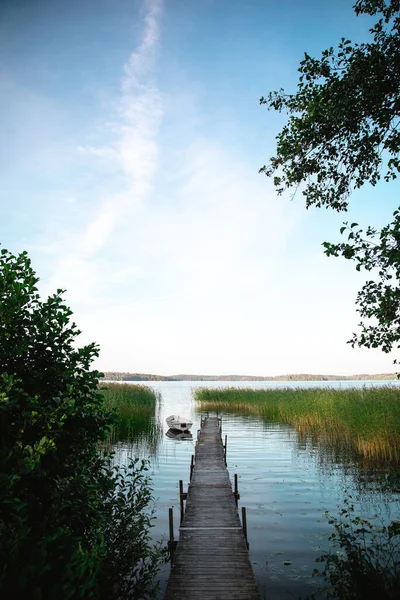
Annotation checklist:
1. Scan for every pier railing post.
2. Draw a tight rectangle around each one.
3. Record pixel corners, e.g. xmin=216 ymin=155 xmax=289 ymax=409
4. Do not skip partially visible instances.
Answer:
xmin=241 ymin=506 xmax=249 ymax=550
xmin=168 ymin=507 xmax=175 ymax=563
xmin=169 ymin=507 xmax=174 ymax=542
xmin=179 ymin=480 xmax=185 ymax=524
xmin=224 ymin=434 xmax=227 ymax=465
xmin=233 ymin=473 xmax=240 ymax=506
xmin=190 ymin=455 xmax=194 ymax=480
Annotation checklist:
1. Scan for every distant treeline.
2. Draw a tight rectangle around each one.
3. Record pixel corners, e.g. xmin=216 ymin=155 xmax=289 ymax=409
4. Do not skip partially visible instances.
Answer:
xmin=100 ymin=371 xmax=398 ymax=382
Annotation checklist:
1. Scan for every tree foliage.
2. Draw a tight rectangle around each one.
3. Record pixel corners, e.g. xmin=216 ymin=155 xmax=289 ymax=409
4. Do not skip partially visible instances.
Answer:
xmin=260 ymin=0 xmax=400 ymax=357
xmin=0 ymin=248 xmax=162 ymax=599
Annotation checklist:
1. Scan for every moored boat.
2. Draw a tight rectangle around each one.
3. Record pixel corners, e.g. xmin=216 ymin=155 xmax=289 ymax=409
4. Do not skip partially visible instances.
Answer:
xmin=166 ymin=414 xmax=193 ymax=431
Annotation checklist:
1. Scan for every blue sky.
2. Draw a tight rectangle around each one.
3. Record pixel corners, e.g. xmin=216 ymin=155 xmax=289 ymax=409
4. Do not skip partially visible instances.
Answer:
xmin=1 ymin=0 xmax=398 ymax=375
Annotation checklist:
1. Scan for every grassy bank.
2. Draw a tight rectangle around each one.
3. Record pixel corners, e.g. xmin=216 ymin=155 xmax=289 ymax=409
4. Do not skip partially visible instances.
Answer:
xmin=194 ymin=386 xmax=400 ymax=464
xmin=101 ymin=383 xmax=160 ymax=444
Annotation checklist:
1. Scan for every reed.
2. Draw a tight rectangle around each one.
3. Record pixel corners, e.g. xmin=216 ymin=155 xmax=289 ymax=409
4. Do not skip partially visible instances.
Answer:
xmin=101 ymin=383 xmax=160 ymax=444
xmin=101 ymin=382 xmax=157 ymax=412
xmin=194 ymin=386 xmax=400 ymax=464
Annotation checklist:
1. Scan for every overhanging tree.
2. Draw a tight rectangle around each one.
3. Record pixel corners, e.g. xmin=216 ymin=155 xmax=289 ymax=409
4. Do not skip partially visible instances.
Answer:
xmin=260 ymin=0 xmax=400 ymax=358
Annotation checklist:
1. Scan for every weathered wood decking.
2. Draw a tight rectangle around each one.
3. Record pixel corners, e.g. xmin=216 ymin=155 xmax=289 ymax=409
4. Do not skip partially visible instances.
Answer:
xmin=164 ymin=417 xmax=260 ymax=600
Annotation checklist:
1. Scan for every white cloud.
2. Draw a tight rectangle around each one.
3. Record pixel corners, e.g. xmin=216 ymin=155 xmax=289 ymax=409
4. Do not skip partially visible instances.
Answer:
xmin=80 ymin=200 xmax=121 ymax=257
xmin=77 ymin=145 xmax=117 ymax=159
xmin=46 ymin=0 xmax=164 ymax=302
xmin=117 ymin=0 xmax=163 ymax=205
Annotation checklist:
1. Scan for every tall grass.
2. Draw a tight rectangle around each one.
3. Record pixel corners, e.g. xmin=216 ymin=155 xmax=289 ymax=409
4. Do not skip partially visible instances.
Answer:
xmin=102 ymin=383 xmax=157 ymax=412
xmin=194 ymin=386 xmax=400 ymax=465
xmin=101 ymin=383 xmax=161 ymax=445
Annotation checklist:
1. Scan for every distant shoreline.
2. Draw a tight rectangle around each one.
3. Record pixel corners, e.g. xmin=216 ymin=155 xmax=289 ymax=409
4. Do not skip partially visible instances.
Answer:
xmin=100 ymin=371 xmax=399 ymax=382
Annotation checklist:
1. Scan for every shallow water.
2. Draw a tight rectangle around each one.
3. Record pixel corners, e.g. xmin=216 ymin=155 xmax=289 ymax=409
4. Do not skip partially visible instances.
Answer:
xmin=113 ymin=380 xmax=400 ymax=599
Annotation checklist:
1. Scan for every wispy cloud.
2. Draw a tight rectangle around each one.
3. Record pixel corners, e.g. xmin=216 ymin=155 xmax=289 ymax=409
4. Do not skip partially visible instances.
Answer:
xmin=47 ymin=0 xmax=164 ymax=300
xmin=113 ymin=0 xmax=164 ymax=208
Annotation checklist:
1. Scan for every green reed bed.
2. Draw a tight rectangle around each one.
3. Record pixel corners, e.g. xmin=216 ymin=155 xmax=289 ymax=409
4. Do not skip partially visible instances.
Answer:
xmin=101 ymin=382 xmax=157 ymax=413
xmin=194 ymin=386 xmax=400 ymax=464
xmin=101 ymin=383 xmax=160 ymax=444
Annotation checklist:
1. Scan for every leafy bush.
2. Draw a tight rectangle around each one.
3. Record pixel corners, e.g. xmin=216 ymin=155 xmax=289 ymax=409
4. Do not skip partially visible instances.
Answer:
xmin=313 ymin=497 xmax=400 ymax=599
xmin=0 ymin=248 xmax=162 ymax=599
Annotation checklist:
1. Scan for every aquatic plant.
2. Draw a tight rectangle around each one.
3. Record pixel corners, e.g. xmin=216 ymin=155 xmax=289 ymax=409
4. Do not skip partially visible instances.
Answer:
xmin=194 ymin=386 xmax=400 ymax=464
xmin=310 ymin=497 xmax=400 ymax=599
xmin=101 ymin=382 xmax=158 ymax=413
xmin=101 ymin=383 xmax=162 ymax=447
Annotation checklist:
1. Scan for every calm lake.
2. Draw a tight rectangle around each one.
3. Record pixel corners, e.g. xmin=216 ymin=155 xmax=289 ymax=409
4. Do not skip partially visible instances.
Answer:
xmin=112 ymin=380 xmax=400 ymax=599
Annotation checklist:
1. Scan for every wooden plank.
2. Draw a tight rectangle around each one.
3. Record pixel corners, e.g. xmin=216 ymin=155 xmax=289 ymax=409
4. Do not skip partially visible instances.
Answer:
xmin=164 ymin=417 xmax=260 ymax=600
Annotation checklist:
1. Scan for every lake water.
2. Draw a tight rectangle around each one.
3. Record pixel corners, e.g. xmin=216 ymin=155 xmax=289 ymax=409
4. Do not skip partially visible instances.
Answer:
xmin=112 ymin=380 xmax=400 ymax=599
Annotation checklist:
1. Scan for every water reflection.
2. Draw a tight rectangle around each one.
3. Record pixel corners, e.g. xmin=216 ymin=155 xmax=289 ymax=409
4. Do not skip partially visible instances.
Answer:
xmin=165 ymin=428 xmax=193 ymax=441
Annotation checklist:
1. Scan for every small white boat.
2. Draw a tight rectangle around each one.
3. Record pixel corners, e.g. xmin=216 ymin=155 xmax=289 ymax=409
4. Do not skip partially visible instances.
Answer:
xmin=166 ymin=415 xmax=193 ymax=432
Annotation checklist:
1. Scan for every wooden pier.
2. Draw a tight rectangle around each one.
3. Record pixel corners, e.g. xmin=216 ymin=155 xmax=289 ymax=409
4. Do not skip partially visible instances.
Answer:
xmin=164 ymin=417 xmax=260 ymax=600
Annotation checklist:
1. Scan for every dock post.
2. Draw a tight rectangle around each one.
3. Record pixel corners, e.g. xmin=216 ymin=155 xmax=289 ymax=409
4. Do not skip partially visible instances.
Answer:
xmin=234 ymin=473 xmax=240 ymax=506
xmin=190 ymin=455 xmax=195 ymax=480
xmin=242 ymin=506 xmax=249 ymax=549
xmin=179 ymin=480 xmax=184 ymax=523
xmin=224 ymin=434 xmax=228 ymax=465
xmin=168 ymin=507 xmax=175 ymax=563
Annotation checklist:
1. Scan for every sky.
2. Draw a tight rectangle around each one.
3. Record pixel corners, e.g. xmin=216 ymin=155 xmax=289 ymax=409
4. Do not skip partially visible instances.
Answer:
xmin=1 ymin=0 xmax=399 ymax=376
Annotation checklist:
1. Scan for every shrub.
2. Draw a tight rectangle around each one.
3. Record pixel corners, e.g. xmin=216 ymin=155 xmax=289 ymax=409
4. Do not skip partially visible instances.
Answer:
xmin=0 ymin=248 xmax=162 ymax=599
xmin=313 ymin=497 xmax=400 ymax=599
